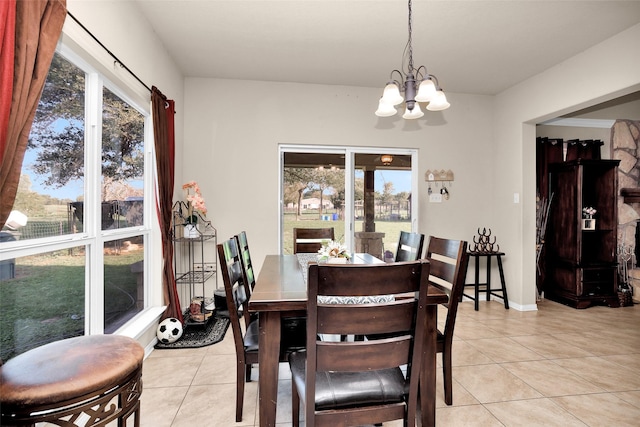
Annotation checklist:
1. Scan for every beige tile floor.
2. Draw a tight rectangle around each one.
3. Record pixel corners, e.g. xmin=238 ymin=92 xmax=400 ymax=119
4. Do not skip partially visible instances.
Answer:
xmin=141 ymin=299 xmax=640 ymax=426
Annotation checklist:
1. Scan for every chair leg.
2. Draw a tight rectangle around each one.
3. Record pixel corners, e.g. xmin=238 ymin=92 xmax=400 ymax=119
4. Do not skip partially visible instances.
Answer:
xmin=291 ymin=380 xmax=300 ymax=427
xmin=246 ymin=363 xmax=252 ymax=382
xmin=236 ymin=361 xmax=245 ymax=422
xmin=443 ymin=348 xmax=453 ymax=406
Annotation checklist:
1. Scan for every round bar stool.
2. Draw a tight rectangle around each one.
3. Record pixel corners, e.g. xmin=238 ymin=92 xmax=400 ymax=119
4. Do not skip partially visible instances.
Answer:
xmin=1 ymin=335 xmax=144 ymax=426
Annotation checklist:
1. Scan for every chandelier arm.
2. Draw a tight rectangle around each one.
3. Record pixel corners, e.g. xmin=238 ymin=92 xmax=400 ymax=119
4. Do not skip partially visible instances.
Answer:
xmin=389 ymin=69 xmax=405 ymax=87
xmin=415 ymin=65 xmax=428 ymax=81
xmin=429 ymin=74 xmax=441 ymax=89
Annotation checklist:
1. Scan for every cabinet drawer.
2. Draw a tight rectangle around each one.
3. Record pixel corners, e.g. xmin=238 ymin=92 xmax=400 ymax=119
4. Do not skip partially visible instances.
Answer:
xmin=581 ymin=281 xmax=614 ymax=297
xmin=579 ymin=268 xmax=615 ymax=297
xmin=581 ymin=268 xmax=614 ymax=283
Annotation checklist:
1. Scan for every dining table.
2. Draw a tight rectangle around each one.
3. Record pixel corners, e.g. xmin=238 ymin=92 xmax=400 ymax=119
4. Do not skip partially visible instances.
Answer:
xmin=248 ymin=253 xmax=449 ymax=427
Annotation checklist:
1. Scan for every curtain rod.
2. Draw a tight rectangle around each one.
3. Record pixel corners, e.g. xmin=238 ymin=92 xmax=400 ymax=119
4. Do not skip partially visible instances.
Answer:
xmin=66 ymin=11 xmax=152 ymax=93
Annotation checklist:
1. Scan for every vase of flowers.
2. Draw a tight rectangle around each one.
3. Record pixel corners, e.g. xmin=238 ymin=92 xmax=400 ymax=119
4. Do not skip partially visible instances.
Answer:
xmin=582 ymin=206 xmax=596 ymax=230
xmin=182 ymin=181 xmax=208 ymax=238
xmin=317 ymin=240 xmax=351 ymax=263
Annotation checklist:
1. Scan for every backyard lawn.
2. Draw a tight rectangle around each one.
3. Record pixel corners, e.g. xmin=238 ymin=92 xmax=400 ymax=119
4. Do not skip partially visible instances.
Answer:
xmin=282 ymin=212 xmax=410 ymax=256
xmin=0 ymin=247 xmax=142 ymax=361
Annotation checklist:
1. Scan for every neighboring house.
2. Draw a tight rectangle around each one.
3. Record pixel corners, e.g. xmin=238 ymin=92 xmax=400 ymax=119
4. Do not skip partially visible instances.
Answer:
xmin=300 ymin=198 xmax=334 ymax=210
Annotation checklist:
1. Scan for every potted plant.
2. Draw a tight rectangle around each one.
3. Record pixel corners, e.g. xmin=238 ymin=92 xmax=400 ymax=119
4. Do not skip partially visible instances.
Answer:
xmin=182 ymin=181 xmax=208 ymax=238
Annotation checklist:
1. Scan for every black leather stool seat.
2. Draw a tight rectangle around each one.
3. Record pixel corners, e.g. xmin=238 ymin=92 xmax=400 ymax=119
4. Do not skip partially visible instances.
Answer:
xmin=1 ymin=335 xmax=144 ymax=427
xmin=289 ymin=350 xmax=406 ymax=410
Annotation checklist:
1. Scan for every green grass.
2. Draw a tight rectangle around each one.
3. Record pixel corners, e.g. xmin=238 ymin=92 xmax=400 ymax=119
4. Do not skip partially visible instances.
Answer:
xmin=282 ymin=212 xmax=410 ymax=255
xmin=0 ymin=247 xmax=142 ymax=361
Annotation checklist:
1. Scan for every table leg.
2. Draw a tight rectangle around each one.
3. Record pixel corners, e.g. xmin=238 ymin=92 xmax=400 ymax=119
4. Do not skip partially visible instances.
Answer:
xmin=258 ymin=311 xmax=281 ymax=427
xmin=419 ymin=304 xmax=437 ymax=427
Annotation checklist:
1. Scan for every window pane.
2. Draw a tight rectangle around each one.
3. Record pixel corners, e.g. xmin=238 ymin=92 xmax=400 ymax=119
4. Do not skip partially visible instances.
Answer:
xmin=354 ymin=153 xmax=413 ymax=259
xmin=104 ymin=236 xmax=145 ymax=332
xmin=0 ymin=248 xmax=86 ymax=361
xmin=282 ymin=153 xmax=345 ymax=254
xmin=12 ymin=53 xmax=85 ymax=240
xmin=101 ymin=88 xmax=145 ymax=230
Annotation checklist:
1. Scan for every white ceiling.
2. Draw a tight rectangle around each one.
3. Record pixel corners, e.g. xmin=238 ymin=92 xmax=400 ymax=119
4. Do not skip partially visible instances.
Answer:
xmin=133 ymin=0 xmax=640 ymax=96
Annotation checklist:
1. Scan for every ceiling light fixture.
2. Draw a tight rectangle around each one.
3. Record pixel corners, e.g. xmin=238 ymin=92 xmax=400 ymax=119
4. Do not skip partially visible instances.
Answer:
xmin=381 ymin=154 xmax=393 ymax=165
xmin=375 ymin=0 xmax=450 ymax=119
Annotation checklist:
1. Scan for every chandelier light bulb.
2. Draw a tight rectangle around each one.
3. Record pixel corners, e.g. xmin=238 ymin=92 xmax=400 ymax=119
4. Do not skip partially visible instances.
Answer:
xmin=426 ymin=90 xmax=450 ymax=111
xmin=375 ymin=98 xmax=398 ymax=117
xmin=402 ymin=102 xmax=424 ymax=119
xmin=415 ymin=78 xmax=436 ymax=102
xmin=381 ymin=83 xmax=404 ymax=106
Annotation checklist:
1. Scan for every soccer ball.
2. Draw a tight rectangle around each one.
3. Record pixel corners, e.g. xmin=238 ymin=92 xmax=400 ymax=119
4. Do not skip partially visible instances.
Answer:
xmin=157 ymin=318 xmax=183 ymax=343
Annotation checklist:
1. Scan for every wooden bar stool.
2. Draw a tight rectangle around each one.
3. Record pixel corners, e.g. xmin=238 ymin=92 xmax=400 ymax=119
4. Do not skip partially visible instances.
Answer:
xmin=1 ymin=335 xmax=143 ymax=426
xmin=462 ymin=251 xmax=509 ymax=311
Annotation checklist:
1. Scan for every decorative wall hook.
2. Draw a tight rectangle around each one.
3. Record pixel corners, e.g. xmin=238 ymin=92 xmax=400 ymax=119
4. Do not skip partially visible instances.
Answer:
xmin=424 ymin=169 xmax=454 ymax=182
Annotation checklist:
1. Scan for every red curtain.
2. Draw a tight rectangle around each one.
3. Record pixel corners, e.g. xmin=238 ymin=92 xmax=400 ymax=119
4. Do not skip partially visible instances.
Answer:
xmin=152 ymin=86 xmax=182 ymax=322
xmin=0 ymin=0 xmax=16 ymax=160
xmin=0 ymin=0 xmax=67 ymax=228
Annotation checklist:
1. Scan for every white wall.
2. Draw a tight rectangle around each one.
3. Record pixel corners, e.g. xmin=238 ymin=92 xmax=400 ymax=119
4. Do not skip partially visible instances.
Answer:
xmin=183 ymin=79 xmax=495 ymax=282
xmin=494 ymin=23 xmax=640 ymax=309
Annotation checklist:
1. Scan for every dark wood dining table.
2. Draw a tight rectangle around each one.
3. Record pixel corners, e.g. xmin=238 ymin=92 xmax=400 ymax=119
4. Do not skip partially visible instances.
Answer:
xmin=248 ymin=253 xmax=449 ymax=427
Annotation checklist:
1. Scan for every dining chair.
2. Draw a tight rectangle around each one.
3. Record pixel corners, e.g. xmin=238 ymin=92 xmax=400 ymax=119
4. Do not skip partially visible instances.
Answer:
xmin=235 ymin=231 xmax=255 ymax=294
xmin=293 ymin=227 xmax=334 ymax=254
xmin=425 ymin=236 xmax=469 ymax=406
xmin=395 ymin=230 xmax=425 ymax=261
xmin=217 ymin=238 xmax=306 ymax=422
xmin=234 ymin=231 xmax=257 ymax=323
xmin=235 ymin=231 xmax=308 ymax=328
xmin=344 ymin=230 xmax=425 ymax=343
xmin=289 ymin=260 xmax=431 ymax=427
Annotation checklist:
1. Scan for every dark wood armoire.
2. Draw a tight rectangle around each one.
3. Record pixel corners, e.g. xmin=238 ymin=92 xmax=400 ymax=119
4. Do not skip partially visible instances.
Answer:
xmin=544 ymin=159 xmax=620 ymax=308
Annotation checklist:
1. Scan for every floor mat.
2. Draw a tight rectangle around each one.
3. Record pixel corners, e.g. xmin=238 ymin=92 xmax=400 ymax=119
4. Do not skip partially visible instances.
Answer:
xmin=155 ymin=313 xmax=230 ymax=349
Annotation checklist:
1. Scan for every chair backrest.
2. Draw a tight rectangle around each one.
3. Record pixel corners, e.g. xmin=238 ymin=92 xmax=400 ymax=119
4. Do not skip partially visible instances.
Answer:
xmin=395 ymin=231 xmax=425 ymax=261
xmin=293 ymin=227 xmax=334 ymax=254
xmin=234 ymin=231 xmax=255 ymax=296
xmin=217 ymin=238 xmax=252 ymax=356
xmin=305 ymin=260 xmax=430 ymax=425
xmin=425 ymin=236 xmax=469 ymax=341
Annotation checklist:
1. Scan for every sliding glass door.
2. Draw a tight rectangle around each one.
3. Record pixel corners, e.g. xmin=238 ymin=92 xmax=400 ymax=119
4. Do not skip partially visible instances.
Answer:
xmin=280 ymin=146 xmax=418 ymax=258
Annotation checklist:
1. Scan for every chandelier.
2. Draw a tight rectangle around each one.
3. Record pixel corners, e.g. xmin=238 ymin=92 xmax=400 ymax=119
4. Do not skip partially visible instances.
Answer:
xmin=375 ymin=0 xmax=450 ymax=119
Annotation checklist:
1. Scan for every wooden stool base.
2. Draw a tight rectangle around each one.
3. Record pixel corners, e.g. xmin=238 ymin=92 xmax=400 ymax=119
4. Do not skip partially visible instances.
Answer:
xmin=463 ymin=252 xmax=509 ymax=311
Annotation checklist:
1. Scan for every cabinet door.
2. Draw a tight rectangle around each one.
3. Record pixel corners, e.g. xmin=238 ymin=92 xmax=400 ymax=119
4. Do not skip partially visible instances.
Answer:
xmin=548 ymin=165 xmax=579 ymax=262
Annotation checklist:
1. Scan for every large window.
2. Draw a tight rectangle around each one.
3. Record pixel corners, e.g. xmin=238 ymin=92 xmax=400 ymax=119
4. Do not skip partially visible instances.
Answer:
xmin=0 ymin=47 xmax=151 ymax=360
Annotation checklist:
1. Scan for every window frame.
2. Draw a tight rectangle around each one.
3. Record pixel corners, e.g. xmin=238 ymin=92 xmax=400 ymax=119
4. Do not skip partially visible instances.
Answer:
xmin=278 ymin=145 xmax=419 ymax=254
